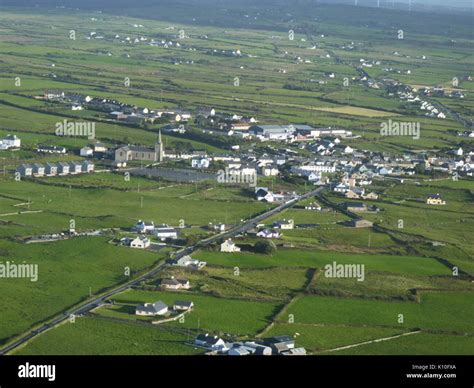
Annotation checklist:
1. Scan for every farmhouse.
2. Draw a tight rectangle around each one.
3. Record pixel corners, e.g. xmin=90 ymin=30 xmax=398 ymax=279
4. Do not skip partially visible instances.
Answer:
xmin=220 ymin=239 xmax=241 ymax=253
xmin=135 ymin=301 xmax=168 ymax=316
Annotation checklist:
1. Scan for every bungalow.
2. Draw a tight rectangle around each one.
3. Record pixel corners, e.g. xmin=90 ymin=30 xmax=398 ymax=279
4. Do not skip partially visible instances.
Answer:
xmin=135 ymin=301 xmax=168 ymax=316
xmin=16 ymin=164 xmax=33 ymax=177
xmin=426 ymin=194 xmax=446 ymax=205
xmin=130 ymin=235 xmax=151 ymax=249
xmin=173 ymin=300 xmax=194 ymax=311
xmin=220 ymin=239 xmax=241 ymax=253
xmin=32 ymin=163 xmax=45 ymax=177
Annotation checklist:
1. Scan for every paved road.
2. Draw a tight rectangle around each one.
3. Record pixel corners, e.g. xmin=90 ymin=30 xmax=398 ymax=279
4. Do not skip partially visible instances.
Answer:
xmin=0 ymin=186 xmax=324 ymax=355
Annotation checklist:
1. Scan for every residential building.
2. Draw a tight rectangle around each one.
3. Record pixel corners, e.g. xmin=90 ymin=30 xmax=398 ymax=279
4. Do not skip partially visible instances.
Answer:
xmin=220 ymin=239 xmax=241 ymax=253
xmin=426 ymin=194 xmax=446 ymax=205
xmin=135 ymin=301 xmax=168 ymax=316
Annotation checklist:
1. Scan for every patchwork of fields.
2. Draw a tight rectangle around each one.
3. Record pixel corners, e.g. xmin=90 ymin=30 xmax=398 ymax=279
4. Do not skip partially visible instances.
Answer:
xmin=0 ymin=2 xmax=472 ymax=356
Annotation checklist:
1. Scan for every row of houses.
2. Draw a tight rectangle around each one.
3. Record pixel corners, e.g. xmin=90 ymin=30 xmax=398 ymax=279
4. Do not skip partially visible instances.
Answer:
xmin=16 ymin=161 xmax=94 ymax=177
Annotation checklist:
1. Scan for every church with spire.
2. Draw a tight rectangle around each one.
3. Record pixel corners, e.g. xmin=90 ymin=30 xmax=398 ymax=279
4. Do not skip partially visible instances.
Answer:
xmin=114 ymin=130 xmax=165 ymax=163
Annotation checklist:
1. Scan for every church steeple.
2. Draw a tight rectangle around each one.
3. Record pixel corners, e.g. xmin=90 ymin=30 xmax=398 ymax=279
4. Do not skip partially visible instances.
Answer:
xmin=155 ymin=130 xmax=164 ymax=162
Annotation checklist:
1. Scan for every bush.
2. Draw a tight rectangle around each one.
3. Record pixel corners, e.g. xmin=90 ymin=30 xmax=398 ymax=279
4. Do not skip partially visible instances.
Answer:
xmin=254 ymin=240 xmax=277 ymax=254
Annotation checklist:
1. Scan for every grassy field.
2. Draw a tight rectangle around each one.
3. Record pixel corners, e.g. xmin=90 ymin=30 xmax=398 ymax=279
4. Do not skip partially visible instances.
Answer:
xmin=14 ymin=317 xmax=202 ymax=355
xmin=0 ymin=237 xmax=163 ymax=345
xmin=0 ymin=2 xmax=472 ymax=356
xmin=194 ymin=248 xmax=451 ymax=276
xmin=282 ymin=292 xmax=474 ymax=334
xmin=106 ymin=289 xmax=281 ymax=337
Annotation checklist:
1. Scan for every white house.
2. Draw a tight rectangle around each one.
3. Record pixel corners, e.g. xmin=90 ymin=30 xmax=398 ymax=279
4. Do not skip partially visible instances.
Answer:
xmin=195 ymin=334 xmax=229 ymax=351
xmin=257 ymin=229 xmax=281 ymax=239
xmin=191 ymin=158 xmax=211 ymax=169
xmin=135 ymin=301 xmax=168 ymax=316
xmin=173 ymin=300 xmax=194 ymax=311
xmin=80 ymin=147 xmax=94 ymax=157
xmin=155 ymin=225 xmax=178 ymax=240
xmin=174 ymin=255 xmax=206 ymax=270
xmin=0 ymin=135 xmax=21 ymax=150
xmin=273 ymin=219 xmax=294 ymax=230
xmin=32 ymin=164 xmax=45 ymax=177
xmin=69 ymin=162 xmax=82 ymax=174
xmin=45 ymin=162 xmax=58 ymax=176
xmin=134 ymin=220 xmax=155 ymax=234
xmin=130 ymin=235 xmax=151 ymax=249
xmin=81 ymin=160 xmax=95 ymax=173
xmin=16 ymin=164 xmax=32 ymax=177
xmin=220 ymin=239 xmax=241 ymax=253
